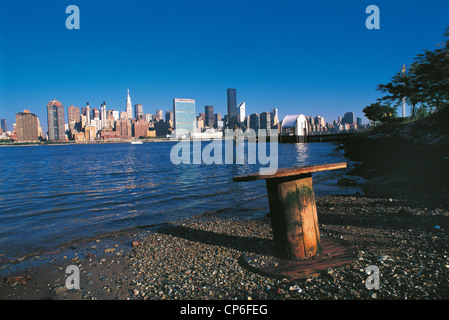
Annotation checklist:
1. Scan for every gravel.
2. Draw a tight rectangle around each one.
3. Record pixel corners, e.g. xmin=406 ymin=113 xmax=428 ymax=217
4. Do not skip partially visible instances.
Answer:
xmin=2 ymin=192 xmax=447 ymax=300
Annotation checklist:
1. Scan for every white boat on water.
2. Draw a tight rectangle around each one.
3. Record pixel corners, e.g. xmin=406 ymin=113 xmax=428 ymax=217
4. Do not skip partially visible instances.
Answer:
xmin=131 ymin=140 xmax=143 ymax=144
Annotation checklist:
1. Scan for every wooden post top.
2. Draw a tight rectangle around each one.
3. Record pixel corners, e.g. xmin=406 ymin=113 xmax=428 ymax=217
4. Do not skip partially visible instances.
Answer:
xmin=232 ymin=162 xmax=347 ymax=182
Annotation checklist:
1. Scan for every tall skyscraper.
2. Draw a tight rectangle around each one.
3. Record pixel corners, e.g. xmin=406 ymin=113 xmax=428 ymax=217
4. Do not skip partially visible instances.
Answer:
xmin=135 ymin=104 xmax=143 ymax=119
xmin=1 ymin=118 xmax=6 ymax=133
xmin=271 ymin=108 xmax=279 ymax=126
xmin=126 ymin=89 xmax=133 ymax=119
xmin=16 ymin=110 xmax=39 ymax=142
xmin=341 ymin=112 xmax=354 ymax=125
xmin=101 ymin=102 xmax=107 ymax=129
xmin=260 ymin=112 xmax=271 ymax=132
xmin=47 ymin=99 xmax=65 ymax=141
xmin=227 ymin=88 xmax=238 ymax=127
xmin=173 ymin=98 xmax=196 ymax=137
xmin=205 ymin=105 xmax=214 ymax=127
xmin=237 ymin=102 xmax=245 ymax=124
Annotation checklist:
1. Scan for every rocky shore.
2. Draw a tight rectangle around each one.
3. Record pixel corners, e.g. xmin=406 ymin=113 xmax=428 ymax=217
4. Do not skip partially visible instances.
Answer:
xmin=1 ymin=191 xmax=447 ymax=300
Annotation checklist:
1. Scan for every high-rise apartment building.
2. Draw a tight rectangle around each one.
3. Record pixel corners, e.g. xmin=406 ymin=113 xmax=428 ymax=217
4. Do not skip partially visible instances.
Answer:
xmin=134 ymin=118 xmax=149 ymax=138
xmin=173 ymin=98 xmax=195 ymax=137
xmin=47 ymin=99 xmax=65 ymax=141
xmin=227 ymin=88 xmax=238 ymax=127
xmin=67 ymin=105 xmax=80 ymax=124
xmin=135 ymin=104 xmax=143 ymax=119
xmin=15 ymin=110 xmax=39 ymax=142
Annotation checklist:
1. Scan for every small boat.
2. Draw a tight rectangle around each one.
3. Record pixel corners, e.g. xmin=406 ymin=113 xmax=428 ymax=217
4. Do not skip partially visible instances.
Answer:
xmin=131 ymin=140 xmax=143 ymax=144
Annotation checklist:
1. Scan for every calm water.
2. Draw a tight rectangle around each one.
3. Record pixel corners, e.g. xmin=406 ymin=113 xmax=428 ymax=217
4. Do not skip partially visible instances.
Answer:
xmin=0 ymin=141 xmax=358 ymax=260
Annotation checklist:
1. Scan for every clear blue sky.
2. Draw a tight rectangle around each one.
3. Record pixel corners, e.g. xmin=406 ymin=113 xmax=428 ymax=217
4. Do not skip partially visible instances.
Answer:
xmin=0 ymin=0 xmax=448 ymax=132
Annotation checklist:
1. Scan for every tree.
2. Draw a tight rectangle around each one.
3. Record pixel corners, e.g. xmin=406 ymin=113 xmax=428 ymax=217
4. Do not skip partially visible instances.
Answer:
xmin=363 ymin=102 xmax=397 ymax=123
xmin=377 ymin=27 xmax=449 ymax=117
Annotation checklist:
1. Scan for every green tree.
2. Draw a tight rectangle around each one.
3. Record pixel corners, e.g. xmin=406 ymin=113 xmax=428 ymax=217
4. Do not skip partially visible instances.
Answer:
xmin=362 ymin=102 xmax=397 ymax=123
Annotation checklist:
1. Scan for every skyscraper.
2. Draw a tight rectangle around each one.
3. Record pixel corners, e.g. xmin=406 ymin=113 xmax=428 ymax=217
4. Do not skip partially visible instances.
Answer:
xmin=126 ymin=89 xmax=133 ymax=119
xmin=173 ymin=98 xmax=195 ymax=137
xmin=341 ymin=112 xmax=354 ymax=125
xmin=260 ymin=112 xmax=271 ymax=132
xmin=227 ymin=88 xmax=238 ymax=128
xmin=1 ymin=118 xmax=6 ymax=133
xmin=135 ymin=104 xmax=143 ymax=119
xmin=237 ymin=102 xmax=245 ymax=124
xmin=205 ymin=105 xmax=214 ymax=127
xmin=16 ymin=110 xmax=39 ymax=142
xmin=67 ymin=105 xmax=80 ymax=124
xmin=47 ymin=99 xmax=65 ymax=141
xmin=101 ymin=102 xmax=107 ymax=129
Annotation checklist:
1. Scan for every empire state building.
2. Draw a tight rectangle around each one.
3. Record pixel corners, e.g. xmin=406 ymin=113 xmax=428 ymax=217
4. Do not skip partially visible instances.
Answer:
xmin=126 ymin=89 xmax=133 ymax=119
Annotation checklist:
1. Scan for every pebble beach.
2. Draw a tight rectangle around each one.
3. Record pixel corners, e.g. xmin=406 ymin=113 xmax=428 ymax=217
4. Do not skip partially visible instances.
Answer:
xmin=1 ymin=191 xmax=448 ymax=300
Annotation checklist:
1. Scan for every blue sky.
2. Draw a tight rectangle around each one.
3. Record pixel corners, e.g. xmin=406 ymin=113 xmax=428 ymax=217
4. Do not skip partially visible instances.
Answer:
xmin=0 ymin=0 xmax=448 ymax=132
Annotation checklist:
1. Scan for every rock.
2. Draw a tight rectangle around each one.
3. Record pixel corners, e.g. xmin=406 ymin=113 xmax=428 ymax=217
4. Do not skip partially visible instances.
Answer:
xmin=132 ymin=241 xmax=140 ymax=247
xmin=337 ymin=178 xmax=357 ymax=187
xmin=104 ymin=248 xmax=115 ymax=253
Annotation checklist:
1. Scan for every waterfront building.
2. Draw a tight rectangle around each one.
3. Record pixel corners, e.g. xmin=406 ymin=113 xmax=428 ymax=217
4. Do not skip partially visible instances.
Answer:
xmin=135 ymin=104 xmax=143 ymax=119
xmin=173 ymin=98 xmax=196 ymax=137
xmin=84 ymin=125 xmax=96 ymax=141
xmin=0 ymin=118 xmax=6 ymax=133
xmin=205 ymin=105 xmax=214 ymax=127
xmin=15 ymin=110 xmax=39 ymax=142
xmin=281 ymin=114 xmax=308 ymax=142
xmin=134 ymin=118 xmax=149 ymax=138
xmin=227 ymin=88 xmax=238 ymax=128
xmin=115 ymin=117 xmax=132 ymax=139
xmin=47 ymin=99 xmax=66 ymax=141
xmin=126 ymin=89 xmax=133 ymax=119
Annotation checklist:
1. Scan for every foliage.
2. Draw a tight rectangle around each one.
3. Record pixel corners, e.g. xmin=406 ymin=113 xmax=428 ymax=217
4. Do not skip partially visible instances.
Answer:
xmin=362 ymin=102 xmax=397 ymax=123
xmin=375 ymin=27 xmax=449 ymax=118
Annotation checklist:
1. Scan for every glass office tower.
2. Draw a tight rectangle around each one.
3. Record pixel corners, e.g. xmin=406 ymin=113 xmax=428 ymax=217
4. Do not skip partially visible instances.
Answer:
xmin=173 ymin=98 xmax=196 ymax=137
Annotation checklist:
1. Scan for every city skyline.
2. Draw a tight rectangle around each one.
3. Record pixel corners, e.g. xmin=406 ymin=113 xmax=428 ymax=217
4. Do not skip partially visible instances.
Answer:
xmin=0 ymin=1 xmax=448 ymax=131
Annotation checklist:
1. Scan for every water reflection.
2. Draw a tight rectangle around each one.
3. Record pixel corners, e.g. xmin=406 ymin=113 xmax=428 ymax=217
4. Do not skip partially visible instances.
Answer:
xmin=0 ymin=141 xmax=357 ymax=260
